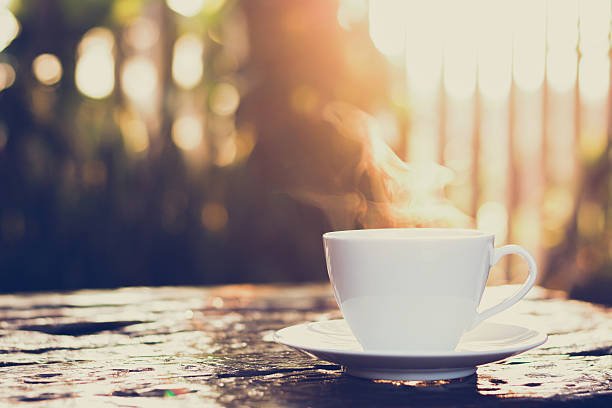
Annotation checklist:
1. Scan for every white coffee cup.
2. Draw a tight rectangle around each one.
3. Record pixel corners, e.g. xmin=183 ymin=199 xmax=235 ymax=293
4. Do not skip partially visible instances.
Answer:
xmin=323 ymin=228 xmax=537 ymax=352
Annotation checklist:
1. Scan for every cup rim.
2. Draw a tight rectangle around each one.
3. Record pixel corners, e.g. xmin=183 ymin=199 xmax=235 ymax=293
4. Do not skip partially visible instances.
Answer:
xmin=322 ymin=228 xmax=494 ymax=240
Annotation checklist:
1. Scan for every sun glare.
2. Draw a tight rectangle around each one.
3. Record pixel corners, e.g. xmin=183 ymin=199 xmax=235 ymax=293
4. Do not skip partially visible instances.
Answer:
xmin=369 ymin=0 xmax=408 ymax=57
xmin=404 ymin=1 xmax=443 ymax=95
xmin=371 ymin=0 xmax=595 ymax=98
xmin=513 ymin=0 xmax=547 ymax=92
xmin=443 ymin=0 xmax=478 ymax=100
xmin=477 ymin=0 xmax=513 ymax=100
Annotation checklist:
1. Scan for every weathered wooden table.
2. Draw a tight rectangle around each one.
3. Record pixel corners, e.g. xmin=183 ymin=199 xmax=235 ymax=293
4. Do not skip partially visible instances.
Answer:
xmin=0 ymin=284 xmax=610 ymax=407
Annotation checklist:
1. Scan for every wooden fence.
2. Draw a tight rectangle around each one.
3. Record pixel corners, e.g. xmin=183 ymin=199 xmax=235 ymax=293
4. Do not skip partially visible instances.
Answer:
xmin=368 ymin=0 xmax=612 ymax=288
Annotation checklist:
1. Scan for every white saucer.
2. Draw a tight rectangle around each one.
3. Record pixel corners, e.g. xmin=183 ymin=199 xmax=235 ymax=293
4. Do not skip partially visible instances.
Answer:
xmin=274 ymin=319 xmax=547 ymax=381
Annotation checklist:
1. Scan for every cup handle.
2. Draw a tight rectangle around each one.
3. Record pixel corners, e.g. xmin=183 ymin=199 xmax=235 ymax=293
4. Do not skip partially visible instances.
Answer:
xmin=471 ymin=245 xmax=538 ymax=329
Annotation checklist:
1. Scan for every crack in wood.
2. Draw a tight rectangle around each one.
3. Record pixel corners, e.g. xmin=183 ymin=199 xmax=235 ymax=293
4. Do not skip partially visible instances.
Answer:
xmin=0 ymin=362 xmax=39 ymax=367
xmin=216 ymin=364 xmax=342 ymax=379
xmin=18 ymin=320 xmax=148 ymax=336
xmin=567 ymin=347 xmax=612 ymax=357
xmin=0 ymin=346 xmax=82 ymax=355
xmin=15 ymin=393 xmax=73 ymax=402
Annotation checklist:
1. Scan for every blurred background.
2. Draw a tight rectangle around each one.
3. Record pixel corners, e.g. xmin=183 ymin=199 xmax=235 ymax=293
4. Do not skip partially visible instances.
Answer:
xmin=0 ymin=0 xmax=611 ymax=305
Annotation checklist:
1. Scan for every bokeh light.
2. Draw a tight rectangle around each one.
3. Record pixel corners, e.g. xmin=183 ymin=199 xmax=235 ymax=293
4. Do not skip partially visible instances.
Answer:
xmin=32 ymin=53 xmax=62 ymax=86
xmin=214 ymin=135 xmax=237 ymax=167
xmin=82 ymin=160 xmax=107 ymax=187
xmin=579 ymin=129 xmax=608 ymax=163
xmin=77 ymin=26 xmax=114 ymax=55
xmin=542 ymin=186 xmax=574 ymax=247
xmin=201 ymin=202 xmax=228 ymax=232
xmin=75 ymin=27 xmax=115 ymax=99
xmin=125 ymin=17 xmax=159 ymax=51
xmin=513 ymin=205 xmax=541 ymax=253
xmin=290 ymin=85 xmax=319 ymax=115
xmin=0 ymin=62 xmax=16 ymax=91
xmin=0 ymin=7 xmax=19 ymax=52
xmin=210 ymin=82 xmax=240 ymax=116
xmin=118 ymin=111 xmax=149 ymax=153
xmin=172 ymin=33 xmax=204 ymax=90
xmin=172 ymin=114 xmax=204 ymax=151
xmin=111 ymin=0 xmax=141 ymax=23
xmin=578 ymin=201 xmax=605 ymax=238
xmin=477 ymin=201 xmax=508 ymax=244
xmin=234 ymin=123 xmax=256 ymax=163
xmin=337 ymin=0 xmax=367 ymax=31
xmin=166 ymin=0 xmax=204 ymax=17
xmin=202 ymin=0 xmax=225 ymax=14
xmin=121 ymin=56 xmax=157 ymax=106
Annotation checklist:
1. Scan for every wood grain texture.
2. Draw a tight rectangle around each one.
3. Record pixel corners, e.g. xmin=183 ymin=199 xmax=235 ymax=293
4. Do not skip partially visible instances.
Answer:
xmin=0 ymin=284 xmax=610 ymax=407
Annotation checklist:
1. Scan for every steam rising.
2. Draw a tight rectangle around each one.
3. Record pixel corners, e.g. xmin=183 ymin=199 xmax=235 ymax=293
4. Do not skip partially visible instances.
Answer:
xmin=294 ymin=102 xmax=473 ymax=230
